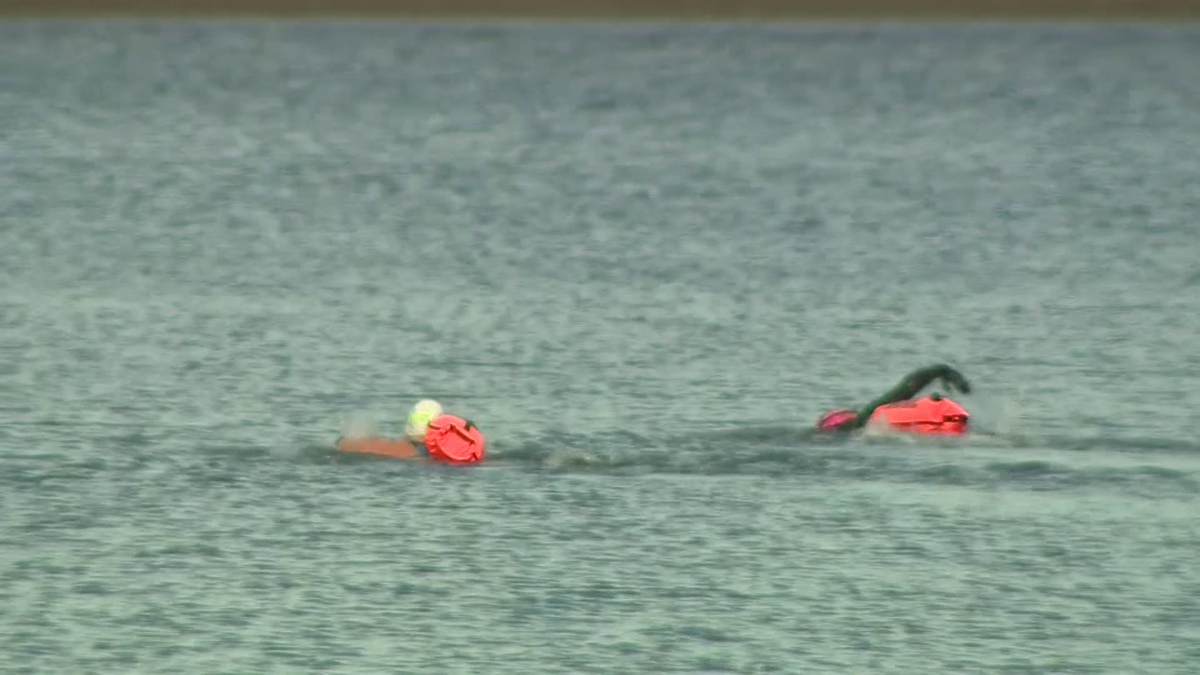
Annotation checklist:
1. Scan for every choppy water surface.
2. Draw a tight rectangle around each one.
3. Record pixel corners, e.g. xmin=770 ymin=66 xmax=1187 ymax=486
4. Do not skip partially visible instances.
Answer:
xmin=2 ymin=20 xmax=1199 ymax=673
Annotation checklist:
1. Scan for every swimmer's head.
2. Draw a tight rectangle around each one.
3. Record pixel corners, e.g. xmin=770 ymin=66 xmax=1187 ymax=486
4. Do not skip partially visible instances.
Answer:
xmin=815 ymin=408 xmax=857 ymax=432
xmin=405 ymin=399 xmax=444 ymax=441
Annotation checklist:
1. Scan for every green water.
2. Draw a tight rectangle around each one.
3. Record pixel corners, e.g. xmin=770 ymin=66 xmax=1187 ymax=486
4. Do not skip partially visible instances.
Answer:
xmin=2 ymin=21 xmax=1199 ymax=674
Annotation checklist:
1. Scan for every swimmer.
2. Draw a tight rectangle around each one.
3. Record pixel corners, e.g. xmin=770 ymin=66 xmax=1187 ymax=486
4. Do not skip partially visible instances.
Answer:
xmin=337 ymin=399 xmax=486 ymax=464
xmin=814 ymin=364 xmax=971 ymax=433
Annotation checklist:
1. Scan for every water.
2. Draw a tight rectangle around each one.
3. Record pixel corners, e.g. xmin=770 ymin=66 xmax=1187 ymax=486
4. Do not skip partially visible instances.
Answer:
xmin=2 ymin=20 xmax=1200 ymax=673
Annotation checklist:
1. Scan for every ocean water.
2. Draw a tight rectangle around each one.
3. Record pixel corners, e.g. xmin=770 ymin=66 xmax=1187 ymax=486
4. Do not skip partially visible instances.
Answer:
xmin=2 ymin=19 xmax=1200 ymax=674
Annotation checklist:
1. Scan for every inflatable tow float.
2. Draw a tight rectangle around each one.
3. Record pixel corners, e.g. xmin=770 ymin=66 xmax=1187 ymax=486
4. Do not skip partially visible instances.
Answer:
xmin=817 ymin=393 xmax=969 ymax=435
xmin=870 ymin=393 xmax=969 ymax=435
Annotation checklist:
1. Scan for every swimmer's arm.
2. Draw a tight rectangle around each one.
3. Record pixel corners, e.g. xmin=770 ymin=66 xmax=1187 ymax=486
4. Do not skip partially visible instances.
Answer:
xmin=336 ymin=436 xmax=421 ymax=459
xmin=850 ymin=364 xmax=971 ymax=429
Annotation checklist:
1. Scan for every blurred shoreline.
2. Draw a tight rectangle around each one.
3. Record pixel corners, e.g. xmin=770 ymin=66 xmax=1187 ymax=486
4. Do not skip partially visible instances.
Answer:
xmin=3 ymin=0 xmax=1199 ymax=20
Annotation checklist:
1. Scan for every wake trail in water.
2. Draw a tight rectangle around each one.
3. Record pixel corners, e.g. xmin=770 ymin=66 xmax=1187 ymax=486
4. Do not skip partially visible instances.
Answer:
xmin=145 ymin=409 xmax=1200 ymax=497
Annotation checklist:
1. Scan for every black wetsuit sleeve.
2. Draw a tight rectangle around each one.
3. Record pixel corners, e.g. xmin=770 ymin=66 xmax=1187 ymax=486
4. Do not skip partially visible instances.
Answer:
xmin=845 ymin=364 xmax=971 ymax=430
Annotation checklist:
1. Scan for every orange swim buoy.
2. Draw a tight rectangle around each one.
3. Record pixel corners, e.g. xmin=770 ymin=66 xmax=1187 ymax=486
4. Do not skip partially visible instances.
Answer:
xmin=870 ymin=395 xmax=969 ymax=435
xmin=423 ymin=414 xmax=486 ymax=464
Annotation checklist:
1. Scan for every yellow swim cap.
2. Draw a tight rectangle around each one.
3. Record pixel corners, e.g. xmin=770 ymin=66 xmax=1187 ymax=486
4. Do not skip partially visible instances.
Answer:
xmin=404 ymin=399 xmax=443 ymax=441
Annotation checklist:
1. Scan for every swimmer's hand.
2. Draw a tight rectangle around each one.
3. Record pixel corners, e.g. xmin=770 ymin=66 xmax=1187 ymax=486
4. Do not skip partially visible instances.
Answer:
xmin=938 ymin=366 xmax=971 ymax=395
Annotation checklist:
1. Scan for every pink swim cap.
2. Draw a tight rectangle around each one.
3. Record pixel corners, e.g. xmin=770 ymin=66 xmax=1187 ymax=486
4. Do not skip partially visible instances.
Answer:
xmin=423 ymin=414 xmax=486 ymax=464
xmin=816 ymin=408 xmax=857 ymax=431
